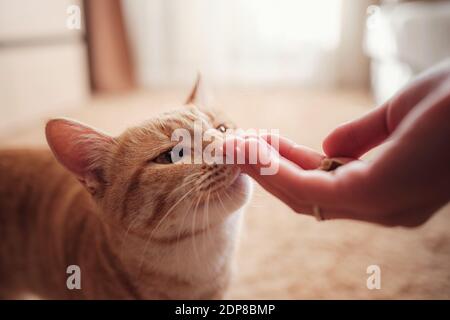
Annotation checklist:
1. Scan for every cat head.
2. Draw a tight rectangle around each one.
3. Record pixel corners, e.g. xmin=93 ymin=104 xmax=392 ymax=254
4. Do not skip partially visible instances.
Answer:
xmin=45 ymin=77 xmax=251 ymax=239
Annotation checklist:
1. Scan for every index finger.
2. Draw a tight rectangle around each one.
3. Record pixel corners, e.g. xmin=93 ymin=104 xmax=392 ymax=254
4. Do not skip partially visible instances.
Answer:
xmin=262 ymin=134 xmax=325 ymax=170
xmin=232 ymin=137 xmax=341 ymax=204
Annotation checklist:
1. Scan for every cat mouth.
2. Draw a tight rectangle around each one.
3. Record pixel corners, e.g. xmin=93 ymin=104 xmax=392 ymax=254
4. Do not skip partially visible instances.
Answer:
xmin=196 ymin=171 xmax=250 ymax=210
xmin=201 ymin=167 xmax=242 ymax=193
xmin=227 ymin=172 xmax=247 ymax=192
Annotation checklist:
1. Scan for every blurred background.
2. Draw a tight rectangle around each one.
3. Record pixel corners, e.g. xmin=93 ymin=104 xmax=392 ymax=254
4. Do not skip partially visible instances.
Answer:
xmin=0 ymin=0 xmax=449 ymax=299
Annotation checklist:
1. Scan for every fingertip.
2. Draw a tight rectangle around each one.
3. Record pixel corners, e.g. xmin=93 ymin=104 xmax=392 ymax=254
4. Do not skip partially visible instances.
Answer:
xmin=322 ymin=122 xmax=362 ymax=158
xmin=322 ymin=126 xmax=344 ymax=157
xmin=221 ymin=135 xmax=247 ymax=165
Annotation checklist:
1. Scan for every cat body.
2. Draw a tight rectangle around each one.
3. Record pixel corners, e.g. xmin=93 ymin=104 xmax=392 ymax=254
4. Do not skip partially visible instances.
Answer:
xmin=0 ymin=81 xmax=251 ymax=299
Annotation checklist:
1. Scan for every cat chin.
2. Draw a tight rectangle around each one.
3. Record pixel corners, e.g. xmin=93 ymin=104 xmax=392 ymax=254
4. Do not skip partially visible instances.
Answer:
xmin=198 ymin=173 xmax=252 ymax=215
xmin=227 ymin=173 xmax=252 ymax=203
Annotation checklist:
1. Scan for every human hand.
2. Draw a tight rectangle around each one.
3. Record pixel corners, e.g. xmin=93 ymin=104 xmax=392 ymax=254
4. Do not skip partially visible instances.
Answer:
xmin=225 ymin=60 xmax=450 ymax=227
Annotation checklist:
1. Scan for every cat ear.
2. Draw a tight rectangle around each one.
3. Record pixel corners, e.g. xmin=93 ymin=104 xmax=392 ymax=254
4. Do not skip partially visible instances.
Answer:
xmin=185 ymin=73 xmax=208 ymax=107
xmin=45 ymin=118 xmax=115 ymax=196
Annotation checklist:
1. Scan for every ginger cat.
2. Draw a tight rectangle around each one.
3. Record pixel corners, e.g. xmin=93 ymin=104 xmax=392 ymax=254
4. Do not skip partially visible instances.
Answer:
xmin=0 ymin=80 xmax=251 ymax=299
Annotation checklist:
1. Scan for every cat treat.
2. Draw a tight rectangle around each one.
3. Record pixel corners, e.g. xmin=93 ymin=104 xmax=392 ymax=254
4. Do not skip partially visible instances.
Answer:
xmin=318 ymin=158 xmax=345 ymax=172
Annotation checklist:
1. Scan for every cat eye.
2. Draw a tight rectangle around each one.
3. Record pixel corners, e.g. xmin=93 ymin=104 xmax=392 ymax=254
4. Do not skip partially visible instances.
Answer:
xmin=216 ymin=124 xmax=227 ymax=133
xmin=153 ymin=148 xmax=184 ymax=164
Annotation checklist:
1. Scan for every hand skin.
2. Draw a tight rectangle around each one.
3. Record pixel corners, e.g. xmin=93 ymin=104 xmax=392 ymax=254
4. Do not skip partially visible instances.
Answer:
xmin=225 ymin=60 xmax=450 ymax=227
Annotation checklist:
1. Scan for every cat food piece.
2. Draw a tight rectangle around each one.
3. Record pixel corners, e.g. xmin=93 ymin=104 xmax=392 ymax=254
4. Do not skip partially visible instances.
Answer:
xmin=319 ymin=158 xmax=344 ymax=172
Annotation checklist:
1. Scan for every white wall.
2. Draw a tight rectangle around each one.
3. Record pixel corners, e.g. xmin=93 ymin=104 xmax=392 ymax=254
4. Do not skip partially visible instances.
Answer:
xmin=123 ymin=0 xmax=370 ymax=89
xmin=0 ymin=0 xmax=89 ymax=135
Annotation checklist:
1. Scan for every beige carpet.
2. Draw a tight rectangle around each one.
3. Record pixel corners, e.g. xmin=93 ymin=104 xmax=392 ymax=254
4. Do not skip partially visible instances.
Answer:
xmin=1 ymin=88 xmax=449 ymax=299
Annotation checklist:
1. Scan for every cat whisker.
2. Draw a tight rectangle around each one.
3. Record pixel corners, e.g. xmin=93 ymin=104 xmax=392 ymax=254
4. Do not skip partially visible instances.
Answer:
xmin=167 ymin=172 xmax=203 ymax=195
xmin=147 ymin=173 xmax=201 ymax=236
xmin=136 ymin=183 xmax=199 ymax=277
xmin=120 ymin=174 xmax=201 ymax=259
xmin=204 ymin=187 xmax=213 ymax=244
xmin=190 ymin=191 xmax=203 ymax=265
xmin=212 ymin=191 xmax=230 ymax=228
xmin=174 ymin=195 xmax=198 ymax=266
xmin=138 ymin=170 xmax=204 ymax=272
xmin=149 ymin=184 xmax=197 ymax=238
xmin=119 ymin=214 xmax=139 ymax=259
xmin=224 ymin=183 xmax=263 ymax=209
xmin=222 ymin=187 xmax=238 ymax=206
